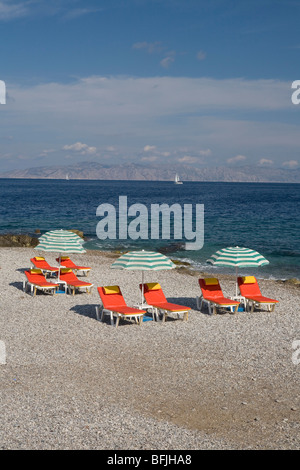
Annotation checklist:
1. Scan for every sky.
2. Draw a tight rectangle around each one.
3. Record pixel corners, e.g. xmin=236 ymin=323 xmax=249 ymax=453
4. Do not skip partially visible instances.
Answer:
xmin=0 ymin=0 xmax=300 ymax=172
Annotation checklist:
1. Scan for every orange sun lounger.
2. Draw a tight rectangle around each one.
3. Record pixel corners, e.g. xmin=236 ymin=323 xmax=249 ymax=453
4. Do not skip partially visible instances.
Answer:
xmin=197 ymin=278 xmax=240 ymax=315
xmin=238 ymin=276 xmax=279 ymax=312
xmin=97 ymin=286 xmax=146 ymax=327
xmin=59 ymin=268 xmax=93 ymax=295
xmin=140 ymin=282 xmax=190 ymax=322
xmin=30 ymin=256 xmax=59 ymax=276
xmin=56 ymin=256 xmax=91 ymax=276
xmin=23 ymin=269 xmax=59 ymax=296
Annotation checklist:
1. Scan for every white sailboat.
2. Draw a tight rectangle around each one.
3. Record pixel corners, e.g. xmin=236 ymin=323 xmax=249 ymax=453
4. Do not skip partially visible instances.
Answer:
xmin=174 ymin=173 xmax=183 ymax=184
xmin=66 ymin=174 xmax=69 ymax=180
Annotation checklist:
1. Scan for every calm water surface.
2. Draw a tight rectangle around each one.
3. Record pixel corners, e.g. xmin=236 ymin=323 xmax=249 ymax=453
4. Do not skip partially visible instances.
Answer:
xmin=0 ymin=178 xmax=299 ymax=279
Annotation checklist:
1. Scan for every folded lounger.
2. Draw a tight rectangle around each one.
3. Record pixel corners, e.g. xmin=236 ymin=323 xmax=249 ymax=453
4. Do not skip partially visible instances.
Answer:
xmin=23 ymin=269 xmax=59 ymax=296
xmin=55 ymin=256 xmax=91 ymax=276
xmin=96 ymin=286 xmax=146 ymax=327
xmin=30 ymin=256 xmax=59 ymax=276
xmin=59 ymin=268 xmax=93 ymax=295
xmin=197 ymin=278 xmax=240 ymax=315
xmin=237 ymin=276 xmax=279 ymax=312
xmin=140 ymin=283 xmax=190 ymax=322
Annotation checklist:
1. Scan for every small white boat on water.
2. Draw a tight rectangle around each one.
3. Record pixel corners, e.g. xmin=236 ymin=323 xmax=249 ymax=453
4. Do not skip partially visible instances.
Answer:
xmin=66 ymin=174 xmax=69 ymax=180
xmin=174 ymin=173 xmax=183 ymax=184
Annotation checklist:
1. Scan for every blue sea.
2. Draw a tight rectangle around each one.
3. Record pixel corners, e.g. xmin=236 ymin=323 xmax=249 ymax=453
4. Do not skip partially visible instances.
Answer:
xmin=0 ymin=178 xmax=299 ymax=280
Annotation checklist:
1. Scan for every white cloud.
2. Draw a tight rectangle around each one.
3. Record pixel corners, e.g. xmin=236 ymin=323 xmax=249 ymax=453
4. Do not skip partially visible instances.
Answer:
xmin=0 ymin=1 xmax=29 ymax=20
xmin=177 ymin=155 xmax=198 ymax=164
xmin=227 ymin=154 xmax=247 ymax=164
xmin=143 ymin=145 xmax=156 ymax=152
xmin=160 ymin=56 xmax=175 ymax=68
xmin=63 ymin=142 xmax=97 ymax=155
xmin=198 ymin=149 xmax=212 ymax=156
xmin=63 ymin=7 xmax=103 ymax=20
xmin=132 ymin=41 xmax=163 ymax=54
xmin=196 ymin=50 xmax=206 ymax=60
xmin=282 ymin=160 xmax=298 ymax=168
xmin=39 ymin=148 xmax=55 ymax=157
xmin=258 ymin=158 xmax=273 ymax=166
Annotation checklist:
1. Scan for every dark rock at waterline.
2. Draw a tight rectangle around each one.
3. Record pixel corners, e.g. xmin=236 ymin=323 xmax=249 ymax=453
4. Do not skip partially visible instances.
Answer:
xmin=158 ymin=242 xmax=185 ymax=254
xmin=0 ymin=234 xmax=39 ymax=247
xmin=69 ymin=229 xmax=84 ymax=239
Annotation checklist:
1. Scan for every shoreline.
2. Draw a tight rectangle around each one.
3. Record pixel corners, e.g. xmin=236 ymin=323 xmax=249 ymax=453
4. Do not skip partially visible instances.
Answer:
xmin=0 ymin=231 xmax=299 ymax=283
xmin=0 ymin=246 xmax=300 ymax=450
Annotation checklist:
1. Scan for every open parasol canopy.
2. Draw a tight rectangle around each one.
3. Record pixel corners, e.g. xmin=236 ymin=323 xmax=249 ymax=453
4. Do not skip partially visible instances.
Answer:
xmin=207 ymin=246 xmax=269 ymax=296
xmin=111 ymin=250 xmax=176 ymax=306
xmin=34 ymin=229 xmax=86 ymax=283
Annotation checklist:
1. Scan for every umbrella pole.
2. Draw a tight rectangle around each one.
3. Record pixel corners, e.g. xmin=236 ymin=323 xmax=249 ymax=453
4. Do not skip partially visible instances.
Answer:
xmin=58 ymin=253 xmax=61 ymax=282
xmin=141 ymin=271 xmax=144 ymax=306
xmin=235 ymin=266 xmax=238 ymax=297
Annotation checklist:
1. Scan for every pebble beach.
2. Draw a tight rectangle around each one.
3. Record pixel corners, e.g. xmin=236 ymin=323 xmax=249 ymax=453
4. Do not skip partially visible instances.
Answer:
xmin=0 ymin=247 xmax=300 ymax=450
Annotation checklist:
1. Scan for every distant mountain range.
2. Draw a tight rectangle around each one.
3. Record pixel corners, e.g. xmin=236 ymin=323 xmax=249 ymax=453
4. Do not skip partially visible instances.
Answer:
xmin=1 ymin=161 xmax=300 ymax=183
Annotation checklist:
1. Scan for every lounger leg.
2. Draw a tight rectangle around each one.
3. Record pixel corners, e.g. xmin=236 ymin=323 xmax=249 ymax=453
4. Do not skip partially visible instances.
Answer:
xmin=183 ymin=311 xmax=188 ymax=321
xmin=196 ymin=296 xmax=203 ymax=311
xmin=208 ymin=303 xmax=212 ymax=315
xmin=115 ymin=315 xmax=120 ymax=328
xmin=95 ymin=306 xmax=100 ymax=321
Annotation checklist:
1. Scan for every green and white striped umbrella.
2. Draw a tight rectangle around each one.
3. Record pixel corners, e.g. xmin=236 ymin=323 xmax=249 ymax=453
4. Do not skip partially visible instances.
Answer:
xmin=111 ymin=250 xmax=175 ymax=306
xmin=37 ymin=229 xmax=84 ymax=249
xmin=34 ymin=229 xmax=86 ymax=282
xmin=207 ymin=246 xmax=269 ymax=268
xmin=207 ymin=246 xmax=269 ymax=296
xmin=111 ymin=250 xmax=175 ymax=271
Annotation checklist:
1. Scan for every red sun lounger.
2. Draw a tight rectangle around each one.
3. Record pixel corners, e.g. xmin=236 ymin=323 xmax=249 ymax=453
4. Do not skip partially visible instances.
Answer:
xmin=24 ymin=269 xmax=59 ymax=296
xmin=97 ymin=286 xmax=146 ymax=327
xmin=140 ymin=282 xmax=190 ymax=322
xmin=59 ymin=268 xmax=93 ymax=295
xmin=197 ymin=278 xmax=240 ymax=315
xmin=30 ymin=257 xmax=59 ymax=276
xmin=238 ymin=276 xmax=279 ymax=312
xmin=56 ymin=256 xmax=91 ymax=276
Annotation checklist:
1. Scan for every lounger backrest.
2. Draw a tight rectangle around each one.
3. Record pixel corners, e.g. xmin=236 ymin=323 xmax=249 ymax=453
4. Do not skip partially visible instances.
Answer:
xmin=56 ymin=257 xmax=74 ymax=267
xmin=31 ymin=257 xmax=53 ymax=268
xmin=140 ymin=283 xmax=167 ymax=304
xmin=199 ymin=278 xmax=223 ymax=298
xmin=31 ymin=257 xmax=45 ymax=264
xmin=97 ymin=286 xmax=127 ymax=308
xmin=59 ymin=268 xmax=78 ymax=281
xmin=25 ymin=269 xmax=46 ymax=282
xmin=238 ymin=276 xmax=261 ymax=296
